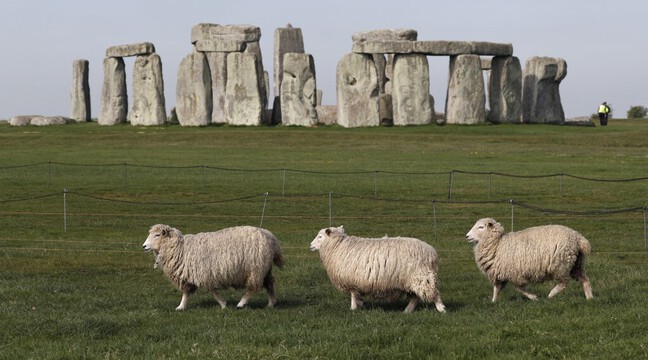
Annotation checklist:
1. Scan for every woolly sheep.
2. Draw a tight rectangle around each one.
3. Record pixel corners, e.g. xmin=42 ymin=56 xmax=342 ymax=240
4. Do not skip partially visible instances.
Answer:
xmin=310 ymin=226 xmax=446 ymax=313
xmin=465 ymin=218 xmax=593 ymax=302
xmin=143 ymin=224 xmax=284 ymax=310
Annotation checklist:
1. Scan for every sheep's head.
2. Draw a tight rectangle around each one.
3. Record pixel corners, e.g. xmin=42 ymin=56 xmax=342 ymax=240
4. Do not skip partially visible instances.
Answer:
xmin=465 ymin=218 xmax=504 ymax=244
xmin=310 ymin=225 xmax=344 ymax=251
xmin=143 ymin=224 xmax=174 ymax=252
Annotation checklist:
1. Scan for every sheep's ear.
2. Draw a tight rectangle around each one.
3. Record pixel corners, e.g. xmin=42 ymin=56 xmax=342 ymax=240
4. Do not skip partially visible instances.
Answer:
xmin=337 ymin=225 xmax=345 ymax=234
xmin=487 ymin=221 xmax=493 ymax=228
xmin=325 ymin=228 xmax=332 ymax=236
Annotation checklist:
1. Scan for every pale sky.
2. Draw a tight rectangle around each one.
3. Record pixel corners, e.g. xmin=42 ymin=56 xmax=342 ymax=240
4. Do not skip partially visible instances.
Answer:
xmin=0 ymin=0 xmax=645 ymax=120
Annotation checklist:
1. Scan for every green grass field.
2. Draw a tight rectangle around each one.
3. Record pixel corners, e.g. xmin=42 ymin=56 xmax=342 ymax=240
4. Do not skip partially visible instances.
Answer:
xmin=1 ymin=120 xmax=647 ymax=359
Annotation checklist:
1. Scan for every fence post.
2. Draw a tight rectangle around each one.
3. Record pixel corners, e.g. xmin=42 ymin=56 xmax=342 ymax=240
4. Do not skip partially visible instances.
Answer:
xmin=282 ymin=169 xmax=286 ymax=196
xmin=123 ymin=163 xmax=128 ymax=190
xmin=447 ymin=170 xmax=454 ymax=200
xmin=432 ymin=199 xmax=438 ymax=241
xmin=559 ymin=174 xmax=563 ymax=208
xmin=328 ymin=192 xmax=333 ymax=227
xmin=260 ymin=192 xmax=269 ymax=227
xmin=488 ymin=172 xmax=492 ymax=200
xmin=374 ymin=170 xmax=378 ymax=198
xmin=644 ymin=206 xmax=648 ymax=255
xmin=63 ymin=189 xmax=68 ymax=233
xmin=509 ymin=198 xmax=515 ymax=231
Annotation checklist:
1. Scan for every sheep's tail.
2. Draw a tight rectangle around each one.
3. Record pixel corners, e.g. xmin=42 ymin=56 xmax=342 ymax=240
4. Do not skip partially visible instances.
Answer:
xmin=273 ymin=247 xmax=285 ymax=269
xmin=577 ymin=234 xmax=591 ymax=256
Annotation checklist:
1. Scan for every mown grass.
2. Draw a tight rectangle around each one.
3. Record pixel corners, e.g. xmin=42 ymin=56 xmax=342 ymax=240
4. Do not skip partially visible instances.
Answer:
xmin=0 ymin=120 xmax=647 ymax=359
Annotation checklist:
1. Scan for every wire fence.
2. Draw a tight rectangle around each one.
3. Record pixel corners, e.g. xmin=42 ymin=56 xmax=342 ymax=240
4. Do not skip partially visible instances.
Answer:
xmin=1 ymin=162 xmax=647 ymax=254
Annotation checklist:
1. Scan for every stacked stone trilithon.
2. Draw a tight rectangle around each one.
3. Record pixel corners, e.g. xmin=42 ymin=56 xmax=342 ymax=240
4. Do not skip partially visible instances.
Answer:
xmin=177 ymin=24 xmax=267 ymax=126
xmin=98 ymin=42 xmax=166 ymax=126
xmin=348 ymin=32 xmax=563 ymax=126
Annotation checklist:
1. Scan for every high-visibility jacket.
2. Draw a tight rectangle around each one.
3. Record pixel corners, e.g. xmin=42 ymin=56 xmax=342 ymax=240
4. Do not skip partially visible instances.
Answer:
xmin=598 ymin=104 xmax=609 ymax=113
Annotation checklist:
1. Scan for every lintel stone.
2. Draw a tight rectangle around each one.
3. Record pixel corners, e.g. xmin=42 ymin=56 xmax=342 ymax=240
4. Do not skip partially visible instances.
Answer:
xmin=191 ymin=23 xmax=261 ymax=44
xmin=106 ymin=42 xmax=155 ymax=57
xmin=353 ymin=40 xmax=513 ymax=56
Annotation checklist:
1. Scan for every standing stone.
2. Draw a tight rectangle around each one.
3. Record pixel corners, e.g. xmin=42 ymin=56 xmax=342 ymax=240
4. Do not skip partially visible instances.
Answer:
xmin=522 ymin=56 xmax=566 ymax=124
xmin=489 ymin=56 xmax=522 ymax=124
xmin=98 ymin=57 xmax=127 ymax=125
xmin=205 ymin=52 xmax=228 ymax=124
xmin=273 ymin=25 xmax=305 ymax=98
xmin=445 ymin=54 xmax=485 ymax=124
xmin=244 ymin=41 xmax=268 ymax=111
xmin=336 ymin=53 xmax=380 ymax=128
xmin=176 ymin=50 xmax=212 ymax=126
xmin=392 ymin=54 xmax=432 ymax=125
xmin=129 ymin=53 xmax=166 ymax=126
xmin=225 ymin=52 xmax=264 ymax=126
xmin=71 ymin=59 xmax=91 ymax=122
xmin=281 ymin=53 xmax=317 ymax=126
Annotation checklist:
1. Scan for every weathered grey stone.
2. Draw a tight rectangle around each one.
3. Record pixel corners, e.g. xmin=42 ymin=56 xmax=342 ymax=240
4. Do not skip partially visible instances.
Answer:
xmin=336 ymin=53 xmax=380 ymax=128
xmin=488 ymin=56 xmax=522 ymax=124
xmin=244 ymin=41 xmax=268 ymax=110
xmin=274 ymin=25 xmax=305 ymax=97
xmin=129 ymin=53 xmax=166 ymax=126
xmin=522 ymin=56 xmax=567 ymax=124
xmin=481 ymin=58 xmax=492 ymax=70
xmin=176 ymin=50 xmax=212 ymax=126
xmin=392 ymin=54 xmax=432 ymax=126
xmin=352 ymin=40 xmax=415 ymax=54
xmin=106 ymin=42 xmax=155 ymax=57
xmin=194 ymin=40 xmax=247 ymax=52
xmin=471 ymin=42 xmax=513 ymax=56
xmin=205 ymin=52 xmax=228 ymax=124
xmin=98 ymin=57 xmax=127 ymax=125
xmin=191 ymin=23 xmax=261 ymax=43
xmin=445 ymin=54 xmax=486 ymax=124
xmin=316 ymin=105 xmax=337 ymax=125
xmin=373 ymin=54 xmax=387 ymax=94
xmin=351 ymin=29 xmax=418 ymax=42
xmin=379 ymin=93 xmax=393 ymax=126
xmin=70 ymin=59 xmax=91 ymax=122
xmin=225 ymin=52 xmax=264 ymax=126
xmin=354 ymin=40 xmax=513 ymax=56
xmin=31 ymin=116 xmax=74 ymax=126
xmin=413 ymin=41 xmax=473 ymax=55
xmin=280 ymin=53 xmax=317 ymax=126
xmin=167 ymin=107 xmax=179 ymax=124
xmin=9 ymin=115 xmax=39 ymax=126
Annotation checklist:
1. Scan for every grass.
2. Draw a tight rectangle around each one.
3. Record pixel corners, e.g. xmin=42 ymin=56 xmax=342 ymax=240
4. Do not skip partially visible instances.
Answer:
xmin=0 ymin=119 xmax=647 ymax=359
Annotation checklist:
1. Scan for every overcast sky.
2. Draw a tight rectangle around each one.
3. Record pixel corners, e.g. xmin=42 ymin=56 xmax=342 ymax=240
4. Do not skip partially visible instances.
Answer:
xmin=0 ymin=0 xmax=645 ymax=120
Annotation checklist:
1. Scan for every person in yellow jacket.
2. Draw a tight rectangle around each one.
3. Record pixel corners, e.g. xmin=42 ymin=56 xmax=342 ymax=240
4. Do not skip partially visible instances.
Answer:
xmin=598 ymin=101 xmax=610 ymax=126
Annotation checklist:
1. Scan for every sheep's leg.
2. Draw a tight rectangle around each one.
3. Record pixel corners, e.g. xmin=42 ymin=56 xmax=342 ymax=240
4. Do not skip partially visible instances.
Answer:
xmin=350 ymin=291 xmax=364 ymax=310
xmin=236 ymin=288 xmax=255 ymax=308
xmin=515 ymin=286 xmax=538 ymax=301
xmin=403 ymin=296 xmax=418 ymax=313
xmin=209 ymin=290 xmax=227 ymax=309
xmin=491 ymin=282 xmax=506 ymax=303
xmin=548 ymin=282 xmax=568 ymax=298
xmin=263 ymin=272 xmax=277 ymax=308
xmin=176 ymin=291 xmax=190 ymax=311
xmin=575 ymin=270 xmax=594 ymax=299
xmin=433 ymin=295 xmax=446 ymax=313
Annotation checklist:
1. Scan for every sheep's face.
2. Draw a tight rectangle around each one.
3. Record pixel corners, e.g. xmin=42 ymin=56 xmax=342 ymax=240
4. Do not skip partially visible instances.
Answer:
xmin=465 ymin=218 xmax=499 ymax=244
xmin=310 ymin=225 xmax=344 ymax=251
xmin=143 ymin=224 xmax=171 ymax=252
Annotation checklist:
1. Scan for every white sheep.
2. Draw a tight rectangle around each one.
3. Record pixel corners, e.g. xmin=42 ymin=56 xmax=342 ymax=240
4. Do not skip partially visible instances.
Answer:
xmin=465 ymin=218 xmax=594 ymax=302
xmin=143 ymin=224 xmax=284 ymax=310
xmin=310 ymin=226 xmax=446 ymax=313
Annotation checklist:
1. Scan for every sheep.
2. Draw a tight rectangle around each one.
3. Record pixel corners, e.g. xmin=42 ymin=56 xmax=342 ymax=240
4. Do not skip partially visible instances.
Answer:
xmin=465 ymin=218 xmax=594 ymax=302
xmin=310 ymin=226 xmax=446 ymax=313
xmin=142 ymin=224 xmax=284 ymax=310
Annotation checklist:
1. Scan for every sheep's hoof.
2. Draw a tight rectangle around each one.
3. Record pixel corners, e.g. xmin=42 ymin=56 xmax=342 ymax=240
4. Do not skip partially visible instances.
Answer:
xmin=175 ymin=306 xmax=185 ymax=311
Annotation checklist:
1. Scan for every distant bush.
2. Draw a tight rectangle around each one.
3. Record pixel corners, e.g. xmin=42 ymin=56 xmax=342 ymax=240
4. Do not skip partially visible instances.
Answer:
xmin=627 ymin=106 xmax=648 ymax=119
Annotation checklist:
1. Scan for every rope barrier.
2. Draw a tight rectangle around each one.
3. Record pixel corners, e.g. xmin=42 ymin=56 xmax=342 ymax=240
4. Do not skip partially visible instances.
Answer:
xmin=1 ymin=162 xmax=646 ymax=182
